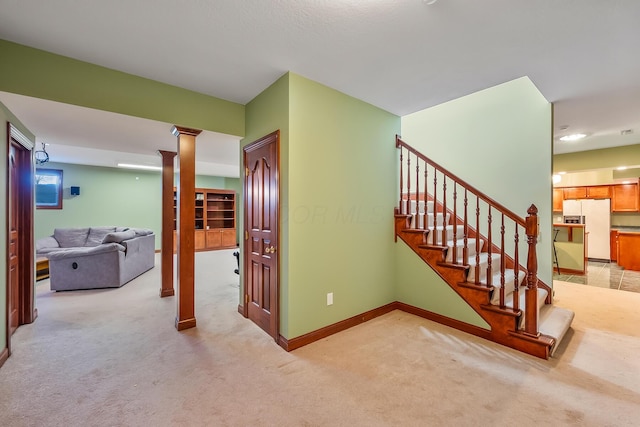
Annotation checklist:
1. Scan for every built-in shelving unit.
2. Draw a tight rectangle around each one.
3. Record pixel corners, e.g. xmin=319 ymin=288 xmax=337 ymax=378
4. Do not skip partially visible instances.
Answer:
xmin=173 ymin=188 xmax=236 ymax=251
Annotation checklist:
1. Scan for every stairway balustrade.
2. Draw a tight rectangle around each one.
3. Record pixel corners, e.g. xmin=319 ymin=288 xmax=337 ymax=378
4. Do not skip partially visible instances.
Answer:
xmin=396 ymin=135 xmax=541 ymax=335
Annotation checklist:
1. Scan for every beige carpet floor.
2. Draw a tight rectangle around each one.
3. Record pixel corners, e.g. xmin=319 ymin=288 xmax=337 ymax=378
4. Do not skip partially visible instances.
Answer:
xmin=1 ymin=249 xmax=639 ymax=426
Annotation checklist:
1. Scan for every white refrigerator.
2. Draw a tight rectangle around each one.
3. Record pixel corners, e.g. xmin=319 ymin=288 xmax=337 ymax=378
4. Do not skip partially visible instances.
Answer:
xmin=562 ymin=199 xmax=611 ymax=260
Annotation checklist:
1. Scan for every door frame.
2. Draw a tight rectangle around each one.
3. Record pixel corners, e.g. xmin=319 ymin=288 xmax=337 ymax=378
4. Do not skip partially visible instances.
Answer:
xmin=5 ymin=122 xmax=36 ymax=359
xmin=242 ymin=130 xmax=280 ymax=341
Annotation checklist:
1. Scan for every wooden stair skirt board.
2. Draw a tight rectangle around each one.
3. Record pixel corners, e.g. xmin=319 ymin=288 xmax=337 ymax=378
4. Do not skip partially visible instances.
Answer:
xmin=394 ymin=211 xmax=575 ymax=360
xmin=274 ymin=301 xmax=559 ymax=359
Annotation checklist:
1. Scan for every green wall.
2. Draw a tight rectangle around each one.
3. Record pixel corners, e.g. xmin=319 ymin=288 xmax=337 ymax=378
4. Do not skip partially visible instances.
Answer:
xmin=243 ymin=73 xmax=401 ymax=339
xmin=401 ymin=77 xmax=554 ymax=286
xmin=554 ymin=144 xmax=640 ymax=173
xmin=35 ymin=163 xmax=239 ymax=249
xmin=242 ymin=73 xmax=291 ymax=334
xmin=0 ymin=101 xmax=36 ymax=360
xmin=0 ymin=39 xmax=245 ymax=137
xmin=286 ymin=73 xmax=400 ymax=338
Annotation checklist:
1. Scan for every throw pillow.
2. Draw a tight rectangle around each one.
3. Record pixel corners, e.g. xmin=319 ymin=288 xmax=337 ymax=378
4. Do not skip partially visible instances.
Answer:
xmin=102 ymin=229 xmax=136 ymax=244
xmin=131 ymin=228 xmax=153 ymax=236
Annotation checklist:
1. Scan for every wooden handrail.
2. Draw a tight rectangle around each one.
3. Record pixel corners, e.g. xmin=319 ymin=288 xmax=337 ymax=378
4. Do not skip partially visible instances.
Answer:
xmin=396 ymin=136 xmax=525 ymax=227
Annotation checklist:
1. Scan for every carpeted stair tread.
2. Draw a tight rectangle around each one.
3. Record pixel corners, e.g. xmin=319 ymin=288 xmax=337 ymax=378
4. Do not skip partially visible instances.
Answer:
xmin=425 ymin=224 xmax=466 ymax=245
xmin=538 ymin=305 xmax=575 ymax=356
xmin=487 ymin=270 xmax=525 ymax=305
xmin=466 ymin=252 xmax=502 ymax=283
xmin=444 ymin=238 xmax=480 ymax=263
xmin=502 ymin=286 xmax=548 ymax=329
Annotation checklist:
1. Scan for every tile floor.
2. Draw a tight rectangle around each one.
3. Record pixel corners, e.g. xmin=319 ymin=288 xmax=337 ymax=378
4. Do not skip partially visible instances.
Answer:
xmin=553 ymin=261 xmax=640 ymax=293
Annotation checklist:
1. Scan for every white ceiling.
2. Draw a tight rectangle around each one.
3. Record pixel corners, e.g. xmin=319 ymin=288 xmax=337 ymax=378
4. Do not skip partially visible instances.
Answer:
xmin=1 ymin=0 xmax=640 ymax=175
xmin=0 ymin=91 xmax=240 ymax=177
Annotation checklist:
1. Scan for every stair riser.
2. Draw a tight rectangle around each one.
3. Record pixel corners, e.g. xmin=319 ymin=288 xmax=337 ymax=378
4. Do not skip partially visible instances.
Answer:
xmin=489 ymin=271 xmax=525 ymax=306
xmin=402 ymin=200 xmax=435 ymax=215
xmin=444 ymin=239 xmax=480 ymax=263
xmin=466 ymin=254 xmax=501 ymax=283
xmin=515 ymin=287 xmax=549 ymax=330
xmin=411 ymin=213 xmax=450 ymax=229
xmin=425 ymin=225 xmax=466 ymax=245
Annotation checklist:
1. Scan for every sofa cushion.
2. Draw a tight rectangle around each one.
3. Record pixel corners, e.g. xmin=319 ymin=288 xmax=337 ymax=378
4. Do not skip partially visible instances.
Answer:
xmin=54 ymin=227 xmax=90 ymax=248
xmin=86 ymin=226 xmax=117 ymax=247
xmin=36 ymin=236 xmax=60 ymax=252
xmin=36 ymin=247 xmax=67 ymax=256
xmin=102 ymin=229 xmax=136 ymax=244
xmin=47 ymin=242 xmax=126 ymax=260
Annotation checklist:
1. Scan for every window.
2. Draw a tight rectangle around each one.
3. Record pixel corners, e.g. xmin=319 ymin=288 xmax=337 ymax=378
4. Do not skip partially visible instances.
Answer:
xmin=35 ymin=168 xmax=63 ymax=209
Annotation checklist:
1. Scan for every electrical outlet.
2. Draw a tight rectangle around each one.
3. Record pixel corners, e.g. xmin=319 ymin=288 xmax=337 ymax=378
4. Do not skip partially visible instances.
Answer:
xmin=327 ymin=292 xmax=333 ymax=306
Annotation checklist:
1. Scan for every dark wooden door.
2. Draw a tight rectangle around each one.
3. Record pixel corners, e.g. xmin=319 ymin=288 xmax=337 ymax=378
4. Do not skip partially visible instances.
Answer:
xmin=243 ymin=131 xmax=279 ymax=340
xmin=8 ymin=144 xmax=20 ymax=335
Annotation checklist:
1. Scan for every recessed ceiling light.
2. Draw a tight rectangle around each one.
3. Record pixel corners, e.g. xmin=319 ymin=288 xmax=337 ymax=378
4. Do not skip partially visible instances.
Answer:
xmin=559 ymin=133 xmax=586 ymax=142
xmin=558 ymin=171 xmax=567 ymax=175
xmin=617 ymin=166 xmax=627 ymax=171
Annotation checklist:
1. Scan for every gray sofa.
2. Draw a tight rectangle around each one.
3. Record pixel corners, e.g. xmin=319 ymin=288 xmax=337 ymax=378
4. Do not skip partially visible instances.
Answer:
xmin=36 ymin=227 xmax=155 ymax=291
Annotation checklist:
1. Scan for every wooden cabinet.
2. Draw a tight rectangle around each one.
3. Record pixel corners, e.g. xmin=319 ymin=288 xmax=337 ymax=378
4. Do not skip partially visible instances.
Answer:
xmin=553 ymin=188 xmax=563 ymax=212
xmin=206 ymin=229 xmax=236 ymax=248
xmin=618 ymin=232 xmax=640 ymax=271
xmin=610 ymin=230 xmax=618 ymax=262
xmin=563 ymin=187 xmax=587 ymax=200
xmin=586 ymin=185 xmax=611 ymax=199
xmin=563 ymin=185 xmax=611 ymax=200
xmin=611 ymin=183 xmax=639 ymax=212
xmin=557 ymin=181 xmax=639 ymax=212
xmin=174 ymin=187 xmax=237 ymax=251
xmin=195 ymin=230 xmax=206 ymax=250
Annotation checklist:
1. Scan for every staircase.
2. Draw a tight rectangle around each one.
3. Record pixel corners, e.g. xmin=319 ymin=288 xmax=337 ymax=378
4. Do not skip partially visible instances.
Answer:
xmin=395 ymin=137 xmax=574 ymax=359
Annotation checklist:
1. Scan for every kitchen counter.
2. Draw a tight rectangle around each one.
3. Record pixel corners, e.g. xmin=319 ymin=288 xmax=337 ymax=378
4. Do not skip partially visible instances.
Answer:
xmin=611 ymin=226 xmax=640 ymax=231
xmin=553 ymin=223 xmax=587 ymax=275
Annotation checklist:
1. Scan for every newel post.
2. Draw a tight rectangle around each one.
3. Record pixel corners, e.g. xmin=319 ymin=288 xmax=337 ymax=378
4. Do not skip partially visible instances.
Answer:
xmin=524 ymin=204 xmax=540 ymax=336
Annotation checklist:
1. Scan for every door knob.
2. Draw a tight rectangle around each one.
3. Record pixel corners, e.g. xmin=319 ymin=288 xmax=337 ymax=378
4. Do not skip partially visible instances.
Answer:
xmin=265 ymin=246 xmax=276 ymax=253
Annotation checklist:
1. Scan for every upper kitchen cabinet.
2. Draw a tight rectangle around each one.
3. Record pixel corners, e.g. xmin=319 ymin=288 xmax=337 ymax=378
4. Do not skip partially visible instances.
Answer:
xmin=612 ymin=182 xmax=639 ymax=212
xmin=562 ymin=185 xmax=611 ymax=200
xmin=562 ymin=187 xmax=587 ymax=200
xmin=553 ymin=188 xmax=564 ymax=211
xmin=585 ymin=185 xmax=612 ymax=199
